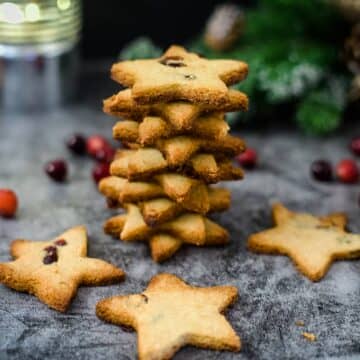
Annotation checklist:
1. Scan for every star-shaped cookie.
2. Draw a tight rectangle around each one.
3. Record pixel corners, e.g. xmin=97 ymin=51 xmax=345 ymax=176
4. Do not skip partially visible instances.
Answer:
xmin=96 ymin=273 xmax=241 ymax=359
xmin=111 ymin=45 xmax=248 ymax=105
xmin=99 ymin=174 xmax=211 ymax=214
xmin=0 ymin=226 xmax=125 ymax=312
xmin=104 ymin=87 xmax=248 ymax=130
xmin=110 ymin=148 xmax=243 ymax=184
xmin=112 ymin=113 xmax=230 ymax=145
xmin=104 ymin=204 xmax=229 ymax=262
xmin=248 ymin=203 xmax=360 ymax=281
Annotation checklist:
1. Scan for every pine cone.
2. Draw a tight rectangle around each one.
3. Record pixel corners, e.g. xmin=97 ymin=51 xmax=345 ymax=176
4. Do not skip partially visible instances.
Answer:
xmin=348 ymin=74 xmax=360 ymax=101
xmin=344 ymin=23 xmax=360 ymax=74
xmin=204 ymin=3 xmax=245 ymax=51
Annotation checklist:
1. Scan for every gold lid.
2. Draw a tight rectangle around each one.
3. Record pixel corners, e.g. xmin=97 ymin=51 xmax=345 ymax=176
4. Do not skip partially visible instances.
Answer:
xmin=0 ymin=0 xmax=81 ymax=44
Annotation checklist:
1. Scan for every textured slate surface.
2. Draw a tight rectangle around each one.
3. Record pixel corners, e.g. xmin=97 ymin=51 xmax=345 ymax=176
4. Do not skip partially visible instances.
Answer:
xmin=1 ymin=77 xmax=360 ymax=359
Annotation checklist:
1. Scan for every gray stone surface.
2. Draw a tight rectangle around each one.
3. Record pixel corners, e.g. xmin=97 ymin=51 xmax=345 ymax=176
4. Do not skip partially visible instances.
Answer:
xmin=0 ymin=75 xmax=360 ymax=359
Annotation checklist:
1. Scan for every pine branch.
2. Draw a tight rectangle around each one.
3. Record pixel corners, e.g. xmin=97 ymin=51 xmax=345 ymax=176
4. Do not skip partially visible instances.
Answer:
xmin=295 ymin=78 xmax=348 ymax=134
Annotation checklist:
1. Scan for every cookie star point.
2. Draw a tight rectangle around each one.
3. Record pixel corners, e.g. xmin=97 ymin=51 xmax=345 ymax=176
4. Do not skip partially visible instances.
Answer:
xmin=248 ymin=203 xmax=360 ymax=281
xmin=96 ymin=273 xmax=241 ymax=359
xmin=0 ymin=226 xmax=125 ymax=312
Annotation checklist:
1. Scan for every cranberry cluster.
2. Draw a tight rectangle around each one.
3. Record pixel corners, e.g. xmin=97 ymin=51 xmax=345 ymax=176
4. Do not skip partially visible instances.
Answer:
xmin=311 ymin=136 xmax=360 ymax=206
xmin=44 ymin=134 xmax=114 ymax=184
xmin=311 ymin=136 xmax=360 ymax=184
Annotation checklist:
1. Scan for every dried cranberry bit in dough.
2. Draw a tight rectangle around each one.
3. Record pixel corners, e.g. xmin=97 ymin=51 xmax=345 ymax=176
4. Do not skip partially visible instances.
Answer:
xmin=43 ymin=247 xmax=58 ymax=265
xmin=54 ymin=239 xmax=67 ymax=246
xmin=159 ymin=56 xmax=186 ymax=67
xmin=141 ymin=294 xmax=149 ymax=303
xmin=44 ymin=245 xmax=57 ymax=254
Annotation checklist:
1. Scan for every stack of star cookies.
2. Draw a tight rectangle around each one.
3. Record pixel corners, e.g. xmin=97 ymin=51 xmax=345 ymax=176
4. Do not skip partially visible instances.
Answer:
xmin=99 ymin=45 xmax=249 ymax=262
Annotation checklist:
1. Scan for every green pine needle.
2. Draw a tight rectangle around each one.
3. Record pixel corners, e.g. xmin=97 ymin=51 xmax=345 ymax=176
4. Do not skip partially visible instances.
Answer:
xmin=118 ymin=0 xmax=350 ymax=135
xmin=295 ymin=86 xmax=345 ymax=135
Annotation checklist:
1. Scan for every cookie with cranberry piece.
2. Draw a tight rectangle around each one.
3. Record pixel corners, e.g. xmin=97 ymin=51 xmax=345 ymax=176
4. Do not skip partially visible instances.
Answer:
xmin=110 ymin=45 xmax=248 ymax=105
xmin=96 ymin=273 xmax=241 ymax=359
xmin=104 ymin=87 xmax=248 ymax=130
xmin=248 ymin=203 xmax=360 ymax=281
xmin=0 ymin=226 xmax=125 ymax=312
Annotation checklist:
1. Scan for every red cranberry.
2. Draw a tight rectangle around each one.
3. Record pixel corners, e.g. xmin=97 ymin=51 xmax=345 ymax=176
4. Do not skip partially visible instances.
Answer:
xmin=237 ymin=148 xmax=257 ymax=169
xmin=0 ymin=189 xmax=18 ymax=218
xmin=350 ymin=136 xmax=360 ymax=156
xmin=94 ymin=146 xmax=115 ymax=163
xmin=311 ymin=160 xmax=333 ymax=182
xmin=66 ymin=133 xmax=86 ymax=155
xmin=92 ymin=162 xmax=110 ymax=184
xmin=54 ymin=239 xmax=67 ymax=246
xmin=336 ymin=159 xmax=359 ymax=184
xmin=43 ymin=250 xmax=58 ymax=265
xmin=45 ymin=159 xmax=67 ymax=182
xmin=86 ymin=135 xmax=111 ymax=158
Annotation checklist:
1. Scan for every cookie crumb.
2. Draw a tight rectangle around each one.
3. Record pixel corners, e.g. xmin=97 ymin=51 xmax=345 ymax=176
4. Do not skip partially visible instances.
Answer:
xmin=295 ymin=320 xmax=305 ymax=326
xmin=302 ymin=332 xmax=317 ymax=342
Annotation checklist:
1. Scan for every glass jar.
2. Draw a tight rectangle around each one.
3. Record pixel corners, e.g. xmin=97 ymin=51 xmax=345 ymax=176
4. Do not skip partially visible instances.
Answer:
xmin=0 ymin=0 xmax=82 ymax=112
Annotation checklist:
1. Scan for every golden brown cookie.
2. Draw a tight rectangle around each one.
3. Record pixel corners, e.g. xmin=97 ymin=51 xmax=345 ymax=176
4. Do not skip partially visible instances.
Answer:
xmin=248 ymin=203 xmax=360 ymax=281
xmin=149 ymin=234 xmax=183 ymax=262
xmin=110 ymin=148 xmax=243 ymax=183
xmin=96 ymin=273 xmax=241 ymax=359
xmin=137 ymin=186 xmax=230 ymax=226
xmin=0 ymin=226 xmax=125 ymax=312
xmin=104 ymin=88 xmax=248 ymax=129
xmin=99 ymin=174 xmax=230 ymax=219
xmin=99 ymin=174 xmax=209 ymax=213
xmin=188 ymin=155 xmax=244 ymax=183
xmin=108 ymin=203 xmax=228 ymax=245
xmin=114 ymin=134 xmax=245 ymax=170
xmin=112 ymin=186 xmax=230 ymax=227
xmin=155 ymin=134 xmax=245 ymax=164
xmin=111 ymin=45 xmax=248 ymax=105
xmin=112 ymin=114 xmax=230 ymax=145
xmin=155 ymin=173 xmax=209 ymax=214
xmin=104 ymin=204 xmax=228 ymax=262
xmin=110 ymin=148 xmax=168 ymax=180
xmin=139 ymin=198 xmax=182 ymax=227
xmin=99 ymin=176 xmax=164 ymax=204
xmin=148 ymin=221 xmax=229 ymax=261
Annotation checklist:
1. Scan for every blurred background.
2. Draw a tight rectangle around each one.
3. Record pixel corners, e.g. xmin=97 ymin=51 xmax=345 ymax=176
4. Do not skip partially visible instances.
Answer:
xmin=81 ymin=0 xmax=251 ymax=58
xmin=0 ymin=0 xmax=360 ymax=135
